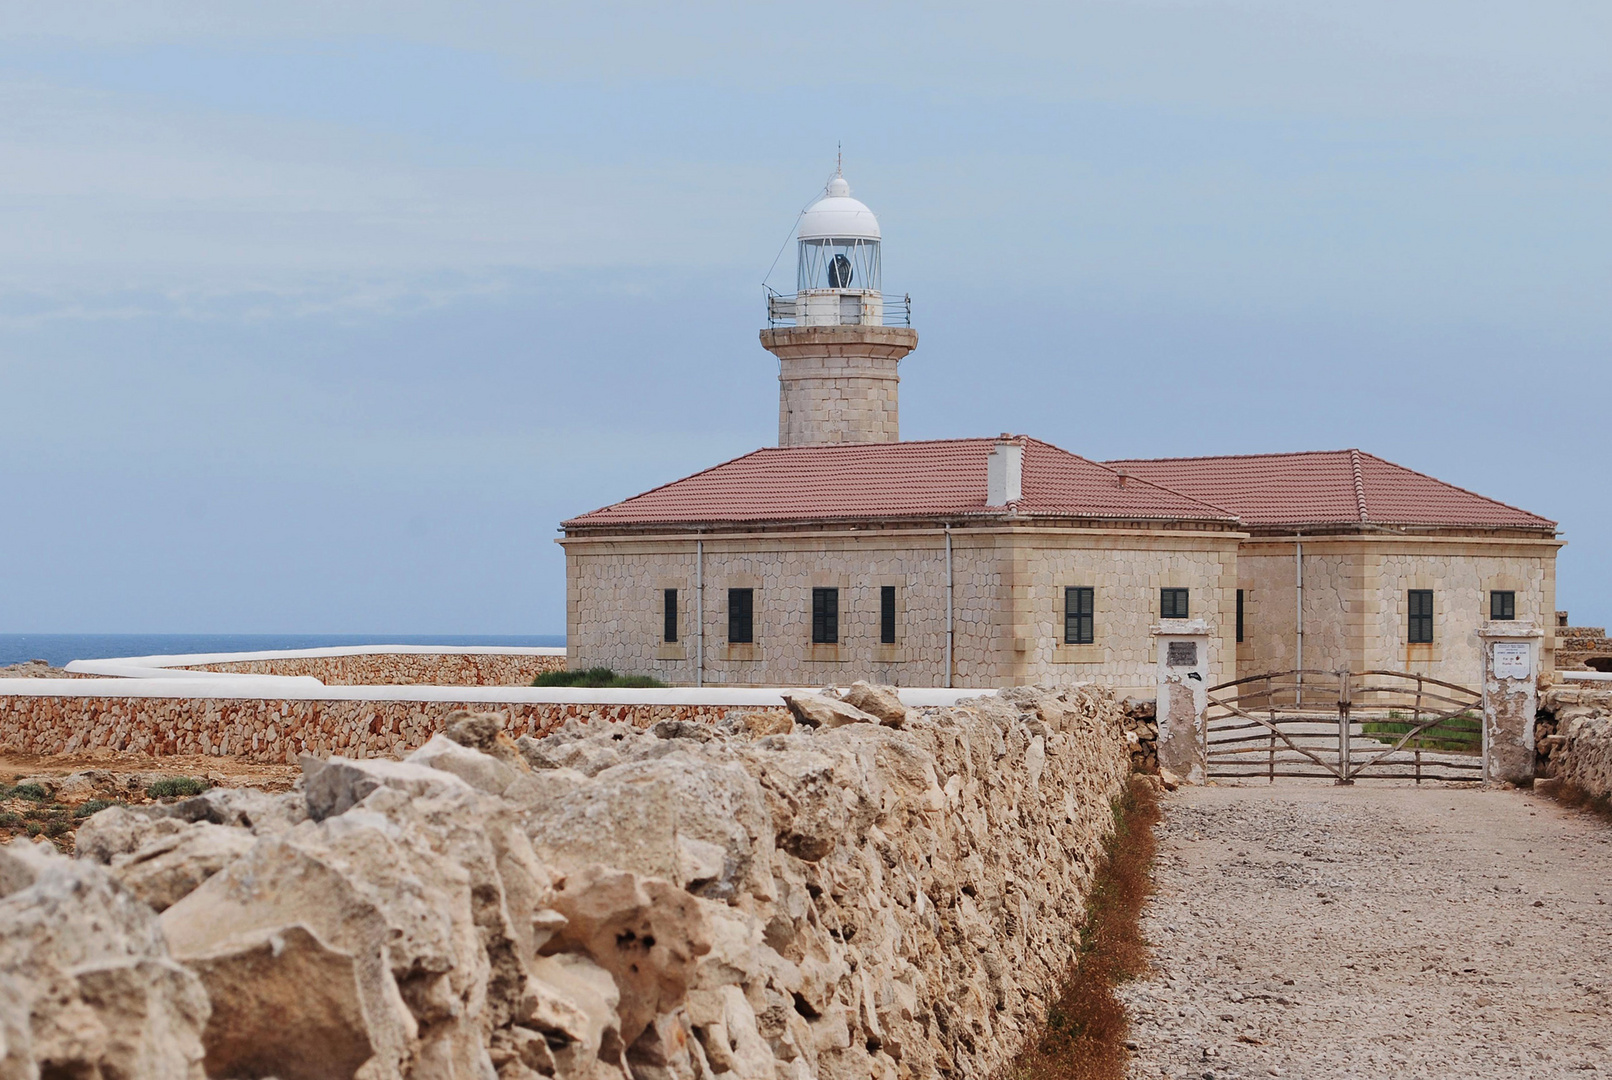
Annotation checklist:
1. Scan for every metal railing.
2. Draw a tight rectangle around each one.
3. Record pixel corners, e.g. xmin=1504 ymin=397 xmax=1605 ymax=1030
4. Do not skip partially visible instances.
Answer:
xmin=764 ymin=287 xmax=911 ymax=328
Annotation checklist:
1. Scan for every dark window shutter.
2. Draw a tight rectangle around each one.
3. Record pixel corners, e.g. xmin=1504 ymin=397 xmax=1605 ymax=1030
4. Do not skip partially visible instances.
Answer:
xmin=1408 ymin=590 xmax=1434 ymax=643
xmin=728 ymin=588 xmax=754 ymax=644
xmin=663 ymin=589 xmax=678 ymax=643
xmin=1490 ymin=590 xmax=1515 ymax=621
xmin=880 ymin=586 xmax=897 ymax=644
xmin=812 ymin=588 xmax=839 ymax=644
xmin=1064 ymin=587 xmax=1094 ymax=645
xmin=1236 ymin=589 xmax=1244 ymax=643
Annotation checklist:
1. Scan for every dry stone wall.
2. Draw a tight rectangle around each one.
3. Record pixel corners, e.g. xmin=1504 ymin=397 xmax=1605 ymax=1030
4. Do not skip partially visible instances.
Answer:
xmin=183 ymin=651 xmax=567 ymax=686
xmin=0 ymin=686 xmax=1133 ymax=1080
xmin=0 ymin=695 xmax=783 ymax=765
xmin=1540 ymin=684 xmax=1612 ymax=799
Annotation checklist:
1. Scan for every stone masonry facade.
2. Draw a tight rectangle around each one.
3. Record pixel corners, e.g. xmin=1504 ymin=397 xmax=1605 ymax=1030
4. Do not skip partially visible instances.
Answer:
xmin=564 ymin=523 xmax=1241 ymax=697
xmin=1236 ymin=534 xmax=1560 ymax=688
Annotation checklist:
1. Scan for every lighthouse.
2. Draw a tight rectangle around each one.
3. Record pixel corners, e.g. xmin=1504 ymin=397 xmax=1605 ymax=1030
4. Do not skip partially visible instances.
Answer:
xmin=761 ymin=170 xmax=918 ymax=446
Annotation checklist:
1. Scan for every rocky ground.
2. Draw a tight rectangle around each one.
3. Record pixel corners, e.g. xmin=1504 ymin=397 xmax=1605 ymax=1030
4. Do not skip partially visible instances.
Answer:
xmin=0 ymin=750 xmax=297 ymax=849
xmin=1121 ymin=781 xmax=1612 ymax=1079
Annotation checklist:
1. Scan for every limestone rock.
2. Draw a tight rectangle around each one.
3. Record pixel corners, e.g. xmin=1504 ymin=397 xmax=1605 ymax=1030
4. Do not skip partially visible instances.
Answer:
xmin=781 ymin=692 xmax=880 ymax=729
xmin=839 ymin=680 xmax=909 ymax=727
xmin=442 ymin=709 xmax=532 ymax=771
xmin=0 ymin=845 xmax=210 ymax=1079
xmin=164 ymin=786 xmax=308 ymax=834
xmin=182 ymin=923 xmax=372 ymax=1080
xmin=543 ymin=864 xmax=712 ymax=1049
xmin=408 ymin=731 xmax=523 ymax=795
xmin=300 ymin=753 xmax=473 ymax=820
xmin=74 ymin=805 xmax=188 ymax=865
xmin=109 ymin=821 xmax=258 ymax=911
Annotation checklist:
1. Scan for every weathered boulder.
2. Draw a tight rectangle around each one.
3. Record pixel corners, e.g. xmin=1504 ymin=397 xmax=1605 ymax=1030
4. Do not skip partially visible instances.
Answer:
xmin=108 ymin=821 xmax=258 ymax=911
xmin=781 ymin=692 xmax=880 ymax=729
xmin=838 ymin=680 xmax=909 ymax=726
xmin=441 ymin=709 xmax=533 ymax=772
xmin=408 ymin=731 xmax=524 ymax=795
xmin=182 ymin=923 xmax=372 ymax=1080
xmin=519 ymin=751 xmax=775 ymax=901
xmin=543 ymin=865 xmax=711 ymax=1050
xmin=0 ymin=842 xmax=210 ymax=1079
xmin=74 ymin=805 xmax=188 ymax=864
xmin=300 ymin=752 xmax=473 ymax=820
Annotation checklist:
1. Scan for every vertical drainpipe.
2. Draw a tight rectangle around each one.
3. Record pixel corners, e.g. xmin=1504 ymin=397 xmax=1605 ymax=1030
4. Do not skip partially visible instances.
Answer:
xmin=945 ymin=524 xmax=954 ymax=689
xmin=1295 ymin=532 xmax=1304 ymax=706
xmin=695 ymin=534 xmax=704 ymax=689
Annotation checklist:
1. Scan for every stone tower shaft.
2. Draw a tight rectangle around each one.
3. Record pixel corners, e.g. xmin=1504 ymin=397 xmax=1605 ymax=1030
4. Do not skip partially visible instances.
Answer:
xmin=761 ymin=325 xmax=919 ymax=446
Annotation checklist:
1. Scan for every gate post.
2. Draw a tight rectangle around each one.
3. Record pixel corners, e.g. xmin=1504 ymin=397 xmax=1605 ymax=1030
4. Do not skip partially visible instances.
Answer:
xmin=1478 ymin=621 xmax=1542 ymax=786
xmin=1153 ymin=619 xmax=1210 ymax=784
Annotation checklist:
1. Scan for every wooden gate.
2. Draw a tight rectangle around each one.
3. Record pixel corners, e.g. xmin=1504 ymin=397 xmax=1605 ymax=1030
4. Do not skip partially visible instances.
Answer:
xmin=1203 ymin=670 xmax=1483 ymax=783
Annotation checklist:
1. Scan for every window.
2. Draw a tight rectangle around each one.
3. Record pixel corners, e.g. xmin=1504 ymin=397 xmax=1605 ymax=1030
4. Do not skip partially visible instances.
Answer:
xmin=1064 ymin=587 xmax=1094 ymax=645
xmin=728 ymin=588 xmax=754 ymax=644
xmin=1160 ymin=588 xmax=1189 ymax=620
xmin=662 ymin=589 xmax=678 ymax=643
xmin=1490 ymin=590 xmax=1516 ymax=621
xmin=1236 ymin=589 xmax=1244 ymax=643
xmin=880 ymin=585 xmax=897 ymax=645
xmin=812 ymin=587 xmax=839 ymax=644
xmin=1408 ymin=589 xmax=1434 ymax=644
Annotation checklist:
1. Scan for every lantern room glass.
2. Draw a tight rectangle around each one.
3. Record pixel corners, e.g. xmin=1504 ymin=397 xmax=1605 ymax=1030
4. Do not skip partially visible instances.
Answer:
xmin=797 ymin=238 xmax=881 ymax=293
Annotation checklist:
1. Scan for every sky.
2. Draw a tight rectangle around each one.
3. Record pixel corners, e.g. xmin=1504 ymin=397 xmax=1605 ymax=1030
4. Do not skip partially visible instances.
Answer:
xmin=0 ymin=1 xmax=1607 ymax=635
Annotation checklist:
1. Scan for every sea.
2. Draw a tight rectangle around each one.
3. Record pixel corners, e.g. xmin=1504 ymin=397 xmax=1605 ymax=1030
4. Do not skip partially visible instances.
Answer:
xmin=0 ymin=634 xmax=566 ymax=669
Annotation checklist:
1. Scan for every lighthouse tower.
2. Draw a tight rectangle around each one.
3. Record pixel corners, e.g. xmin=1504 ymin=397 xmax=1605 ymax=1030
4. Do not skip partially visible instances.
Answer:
xmin=761 ymin=171 xmax=918 ymax=446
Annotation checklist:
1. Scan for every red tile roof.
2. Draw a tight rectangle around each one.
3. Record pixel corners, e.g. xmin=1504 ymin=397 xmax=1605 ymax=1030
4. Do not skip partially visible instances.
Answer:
xmin=1103 ymin=449 xmax=1555 ymax=530
xmin=565 ymin=438 xmax=1239 ymax=529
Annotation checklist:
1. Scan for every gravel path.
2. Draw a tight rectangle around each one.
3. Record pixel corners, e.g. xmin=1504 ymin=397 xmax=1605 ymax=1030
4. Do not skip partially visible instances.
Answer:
xmin=1122 ymin=782 xmax=1612 ymax=1078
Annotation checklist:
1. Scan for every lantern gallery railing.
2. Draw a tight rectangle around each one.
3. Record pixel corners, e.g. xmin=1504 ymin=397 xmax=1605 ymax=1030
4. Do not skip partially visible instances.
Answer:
xmin=764 ymin=288 xmax=911 ymax=328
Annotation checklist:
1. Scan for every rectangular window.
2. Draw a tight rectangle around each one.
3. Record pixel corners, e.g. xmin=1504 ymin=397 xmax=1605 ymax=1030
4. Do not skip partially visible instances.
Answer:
xmin=880 ymin=585 xmax=897 ymax=644
xmin=811 ymin=587 xmax=839 ymax=644
xmin=1490 ymin=590 xmax=1516 ymax=621
xmin=1064 ymin=586 xmax=1094 ymax=645
xmin=1236 ymin=589 xmax=1245 ymax=643
xmin=663 ymin=588 xmax=678 ymax=644
xmin=1408 ymin=589 xmax=1434 ymax=644
xmin=1160 ymin=588 xmax=1189 ymax=620
xmin=728 ymin=587 xmax=754 ymax=644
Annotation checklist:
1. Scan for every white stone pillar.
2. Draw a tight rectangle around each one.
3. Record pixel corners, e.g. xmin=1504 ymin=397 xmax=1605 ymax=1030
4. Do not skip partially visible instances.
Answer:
xmin=1479 ymin=622 xmax=1542 ymax=785
xmin=1153 ymin=619 xmax=1210 ymax=784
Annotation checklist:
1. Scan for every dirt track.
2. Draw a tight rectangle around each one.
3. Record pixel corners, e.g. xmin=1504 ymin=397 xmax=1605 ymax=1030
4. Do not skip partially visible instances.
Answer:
xmin=1122 ymin=782 xmax=1612 ymax=1078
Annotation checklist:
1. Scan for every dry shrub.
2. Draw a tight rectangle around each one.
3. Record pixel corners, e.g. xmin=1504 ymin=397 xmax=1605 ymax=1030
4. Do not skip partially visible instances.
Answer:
xmin=1005 ymin=774 xmax=1162 ymax=1080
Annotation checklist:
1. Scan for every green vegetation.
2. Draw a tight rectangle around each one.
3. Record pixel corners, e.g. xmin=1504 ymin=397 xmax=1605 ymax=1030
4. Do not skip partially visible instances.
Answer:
xmin=531 ymin=667 xmax=665 ymax=689
xmin=1360 ymin=711 xmax=1482 ymax=753
xmin=146 ymin=776 xmax=210 ymax=799
xmin=5 ymin=783 xmax=51 ymax=802
xmin=74 ymin=799 xmax=122 ymax=818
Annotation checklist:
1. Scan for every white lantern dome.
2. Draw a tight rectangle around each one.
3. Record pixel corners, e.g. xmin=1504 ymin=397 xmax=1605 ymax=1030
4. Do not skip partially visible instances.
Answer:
xmin=797 ymin=177 xmax=882 ymax=241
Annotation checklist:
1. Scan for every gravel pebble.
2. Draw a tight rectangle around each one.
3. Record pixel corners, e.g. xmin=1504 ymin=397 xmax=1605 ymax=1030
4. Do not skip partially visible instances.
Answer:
xmin=1122 ymin=781 xmax=1612 ymax=1078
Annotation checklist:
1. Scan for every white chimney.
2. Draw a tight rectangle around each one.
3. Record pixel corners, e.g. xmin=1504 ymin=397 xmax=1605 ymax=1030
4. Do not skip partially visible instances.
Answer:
xmin=987 ymin=436 xmax=1023 ymax=506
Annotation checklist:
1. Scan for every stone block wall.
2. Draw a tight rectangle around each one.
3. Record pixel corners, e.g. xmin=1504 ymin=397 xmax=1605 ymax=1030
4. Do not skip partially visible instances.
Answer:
xmin=3 ymin=684 xmax=1136 ymax=1080
xmin=181 ymin=652 xmax=567 ymax=686
xmin=0 ymin=694 xmax=784 ymax=765
xmin=1539 ymin=684 xmax=1612 ymax=798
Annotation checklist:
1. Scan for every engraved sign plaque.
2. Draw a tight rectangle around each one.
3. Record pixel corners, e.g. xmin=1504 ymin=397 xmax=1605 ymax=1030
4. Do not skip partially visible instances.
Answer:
xmin=1492 ymin=642 xmax=1530 ymax=679
xmin=1166 ymin=641 xmax=1198 ymax=668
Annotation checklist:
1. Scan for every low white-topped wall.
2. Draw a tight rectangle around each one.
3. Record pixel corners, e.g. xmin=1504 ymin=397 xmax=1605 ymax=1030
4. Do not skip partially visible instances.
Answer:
xmin=69 ymin=645 xmax=569 ymax=686
xmin=1 ymin=647 xmax=998 ymax=764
